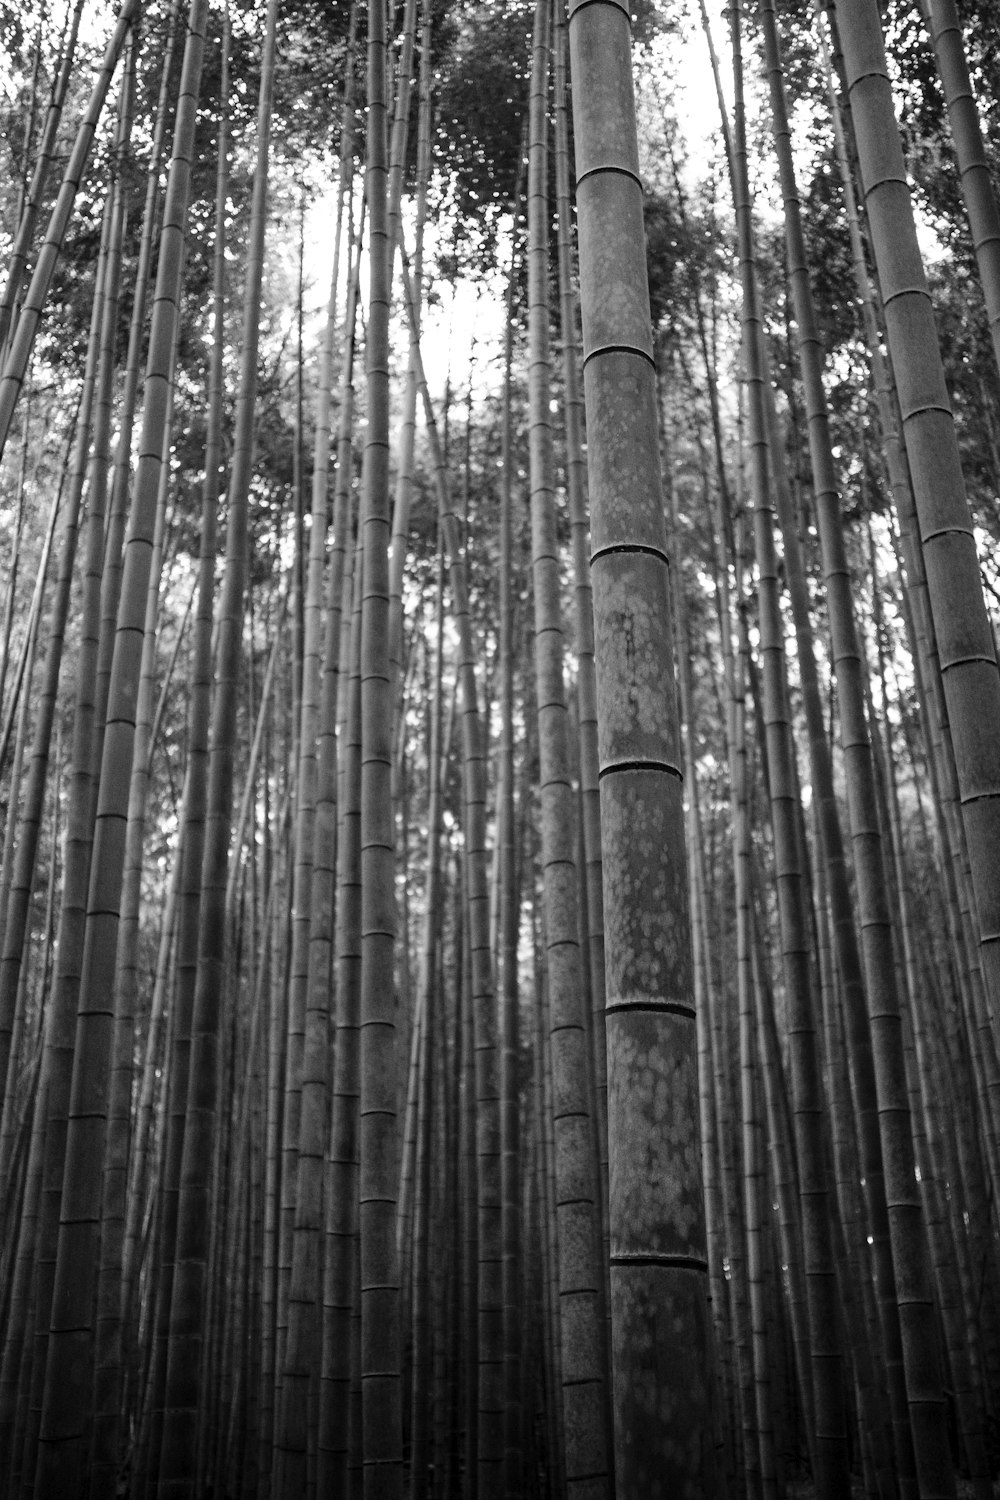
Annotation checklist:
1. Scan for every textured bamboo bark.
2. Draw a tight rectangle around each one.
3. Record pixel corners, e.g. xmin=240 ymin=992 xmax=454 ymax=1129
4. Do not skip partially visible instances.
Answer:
xmin=567 ymin=3 xmax=714 ymax=1492
xmin=921 ymin=0 xmax=1000 ymax=375
xmin=820 ymin=24 xmax=1000 ymax=1208
xmin=836 ymin=0 xmax=1000 ymax=1020
xmin=526 ymin=6 xmax=611 ymax=1495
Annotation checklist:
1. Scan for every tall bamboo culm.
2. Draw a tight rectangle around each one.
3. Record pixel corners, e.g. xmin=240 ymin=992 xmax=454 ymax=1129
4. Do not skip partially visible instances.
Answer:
xmin=567 ymin=3 xmax=715 ymax=1493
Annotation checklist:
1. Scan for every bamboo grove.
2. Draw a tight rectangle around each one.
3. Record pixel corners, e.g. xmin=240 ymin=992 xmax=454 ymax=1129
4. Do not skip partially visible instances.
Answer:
xmin=0 ymin=0 xmax=999 ymax=1494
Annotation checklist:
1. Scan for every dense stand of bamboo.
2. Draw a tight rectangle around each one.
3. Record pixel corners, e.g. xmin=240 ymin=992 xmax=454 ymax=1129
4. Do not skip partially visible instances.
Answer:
xmin=0 ymin=1 xmax=999 ymax=1497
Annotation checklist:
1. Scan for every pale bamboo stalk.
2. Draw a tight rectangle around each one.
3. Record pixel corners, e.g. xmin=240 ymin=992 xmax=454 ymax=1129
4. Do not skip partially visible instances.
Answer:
xmin=386 ymin=0 xmax=427 ymax=721
xmin=0 ymin=390 xmax=30 ymax=739
xmin=0 ymin=0 xmax=86 ymax=357
xmin=922 ymin=0 xmax=1000 ymax=374
xmin=397 ymin=245 xmax=503 ymax=1499
xmin=0 ymin=414 xmax=76 ymax=1127
xmin=0 ymin=0 xmax=141 ymax=465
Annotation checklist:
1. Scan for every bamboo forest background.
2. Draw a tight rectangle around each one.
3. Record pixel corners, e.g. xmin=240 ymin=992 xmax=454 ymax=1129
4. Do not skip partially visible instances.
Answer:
xmin=0 ymin=0 xmax=999 ymax=1495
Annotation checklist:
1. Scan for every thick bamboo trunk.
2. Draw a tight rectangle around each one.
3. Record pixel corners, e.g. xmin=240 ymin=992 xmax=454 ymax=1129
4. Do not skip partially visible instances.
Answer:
xmin=836 ymin=0 xmax=1000 ymax=1031
xmin=526 ymin=7 xmax=611 ymax=1496
xmin=567 ymin=4 xmax=714 ymax=1492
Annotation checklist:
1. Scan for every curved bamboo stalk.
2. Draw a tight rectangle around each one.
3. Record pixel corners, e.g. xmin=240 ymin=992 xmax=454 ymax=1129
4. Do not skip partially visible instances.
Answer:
xmin=0 ymin=0 xmax=86 ymax=357
xmin=922 ymin=0 xmax=1000 ymax=375
xmin=0 ymin=0 xmax=141 ymax=466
